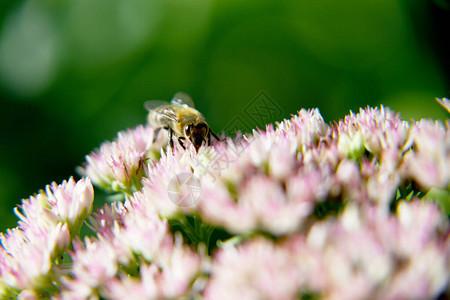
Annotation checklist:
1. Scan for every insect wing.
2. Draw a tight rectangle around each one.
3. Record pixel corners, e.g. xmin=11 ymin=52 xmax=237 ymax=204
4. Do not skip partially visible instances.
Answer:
xmin=158 ymin=106 xmax=179 ymax=122
xmin=144 ymin=100 xmax=170 ymax=111
xmin=144 ymin=100 xmax=179 ymax=123
xmin=170 ymin=92 xmax=195 ymax=108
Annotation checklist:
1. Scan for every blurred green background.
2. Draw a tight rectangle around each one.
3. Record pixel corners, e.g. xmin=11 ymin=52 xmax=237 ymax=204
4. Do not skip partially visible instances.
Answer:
xmin=0 ymin=0 xmax=448 ymax=231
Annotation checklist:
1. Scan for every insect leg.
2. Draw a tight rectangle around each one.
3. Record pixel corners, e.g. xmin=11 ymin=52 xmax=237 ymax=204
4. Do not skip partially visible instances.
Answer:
xmin=178 ymin=137 xmax=186 ymax=150
xmin=167 ymin=127 xmax=174 ymax=148
xmin=153 ymin=127 xmax=162 ymax=143
xmin=211 ymin=130 xmax=221 ymax=142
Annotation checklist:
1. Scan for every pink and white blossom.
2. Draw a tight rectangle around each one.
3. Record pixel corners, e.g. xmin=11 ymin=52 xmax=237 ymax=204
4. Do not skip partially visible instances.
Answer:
xmin=1 ymin=178 xmax=94 ymax=296
xmin=46 ymin=177 xmax=94 ymax=234
xmin=79 ymin=125 xmax=163 ymax=194
xmin=1 ymin=103 xmax=449 ymax=299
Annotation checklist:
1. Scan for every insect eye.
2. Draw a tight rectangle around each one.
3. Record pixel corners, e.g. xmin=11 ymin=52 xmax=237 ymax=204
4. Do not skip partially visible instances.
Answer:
xmin=185 ymin=125 xmax=191 ymax=136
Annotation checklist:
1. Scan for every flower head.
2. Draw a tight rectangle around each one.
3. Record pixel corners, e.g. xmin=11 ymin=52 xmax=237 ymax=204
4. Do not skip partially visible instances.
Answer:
xmin=403 ymin=119 xmax=449 ymax=189
xmin=46 ymin=177 xmax=94 ymax=234
xmin=79 ymin=125 xmax=163 ymax=194
xmin=0 ymin=222 xmax=70 ymax=292
xmin=0 ymin=177 xmax=93 ymax=296
xmin=204 ymin=237 xmax=302 ymax=300
xmin=2 ymin=101 xmax=449 ymax=299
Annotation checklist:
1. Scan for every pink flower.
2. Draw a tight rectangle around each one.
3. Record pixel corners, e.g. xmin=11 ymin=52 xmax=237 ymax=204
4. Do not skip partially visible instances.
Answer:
xmin=0 ymin=222 xmax=70 ymax=291
xmin=277 ymin=108 xmax=330 ymax=148
xmin=118 ymin=193 xmax=173 ymax=263
xmin=153 ymin=234 xmax=202 ymax=298
xmin=366 ymin=167 xmax=401 ymax=210
xmin=335 ymin=105 xmax=409 ymax=156
xmin=378 ymin=244 xmax=448 ymax=299
xmin=2 ymin=102 xmax=449 ymax=299
xmin=67 ymin=237 xmax=118 ymax=294
xmin=303 ymin=200 xmax=448 ymax=300
xmin=195 ymin=110 xmax=338 ymax=235
xmin=46 ymin=177 xmax=94 ymax=234
xmin=139 ymin=143 xmax=212 ymax=218
xmin=335 ymin=159 xmax=365 ymax=202
xmin=204 ymin=237 xmax=302 ymax=300
xmin=338 ymin=131 xmax=364 ymax=159
xmin=79 ymin=125 xmax=161 ymax=194
xmin=0 ymin=177 xmax=93 ymax=295
xmin=17 ymin=289 xmax=39 ymax=300
xmin=100 ymin=234 xmax=201 ymax=299
xmin=199 ymin=164 xmax=327 ymax=235
xmin=14 ymin=177 xmax=94 ymax=236
xmin=14 ymin=193 xmax=58 ymax=232
xmin=104 ymin=269 xmax=153 ymax=300
xmin=198 ymin=179 xmax=256 ymax=233
xmin=88 ymin=201 xmax=127 ymax=240
xmin=378 ymin=200 xmax=446 ymax=258
xmin=403 ymin=119 xmax=449 ymax=189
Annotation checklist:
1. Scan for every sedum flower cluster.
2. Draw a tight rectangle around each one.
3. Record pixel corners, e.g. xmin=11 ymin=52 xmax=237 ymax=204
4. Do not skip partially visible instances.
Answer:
xmin=1 ymin=100 xmax=449 ymax=299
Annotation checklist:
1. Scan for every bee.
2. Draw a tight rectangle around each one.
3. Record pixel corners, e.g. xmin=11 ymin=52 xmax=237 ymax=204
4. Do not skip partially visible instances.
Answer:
xmin=145 ymin=92 xmax=220 ymax=152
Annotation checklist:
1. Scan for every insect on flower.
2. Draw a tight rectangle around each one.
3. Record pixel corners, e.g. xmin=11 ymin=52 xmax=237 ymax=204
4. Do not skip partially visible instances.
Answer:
xmin=145 ymin=92 xmax=221 ymax=152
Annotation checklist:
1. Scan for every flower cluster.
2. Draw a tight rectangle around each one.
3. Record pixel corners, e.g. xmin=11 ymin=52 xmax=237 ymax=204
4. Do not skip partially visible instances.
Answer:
xmin=1 ymin=100 xmax=449 ymax=299
xmin=205 ymin=200 xmax=447 ymax=300
xmin=78 ymin=125 xmax=166 ymax=195
xmin=0 ymin=178 xmax=93 ymax=298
